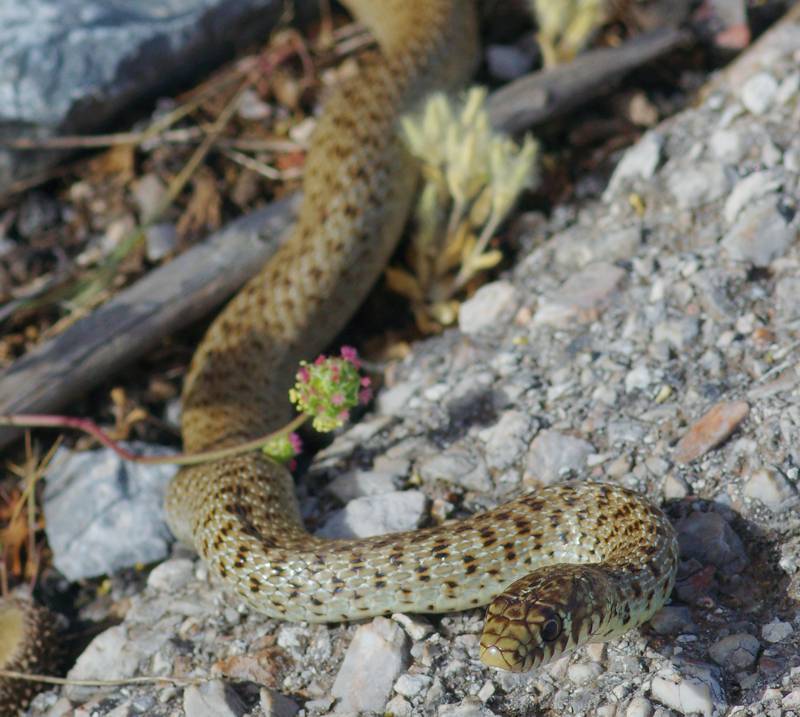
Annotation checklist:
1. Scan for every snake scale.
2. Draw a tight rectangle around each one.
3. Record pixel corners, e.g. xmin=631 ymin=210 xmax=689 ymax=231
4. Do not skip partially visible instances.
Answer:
xmin=163 ymin=0 xmax=680 ymax=673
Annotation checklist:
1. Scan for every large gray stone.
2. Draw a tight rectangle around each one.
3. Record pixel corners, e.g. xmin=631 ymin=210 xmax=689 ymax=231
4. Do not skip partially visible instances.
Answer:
xmin=0 ymin=0 xmax=311 ymax=195
xmin=43 ymin=443 xmax=176 ymax=580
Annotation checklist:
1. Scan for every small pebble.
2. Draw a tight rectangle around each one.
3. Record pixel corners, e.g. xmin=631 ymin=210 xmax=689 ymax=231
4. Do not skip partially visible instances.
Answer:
xmin=326 ymin=469 xmax=398 ymax=502
xmin=625 ymin=696 xmax=653 ymax=717
xmin=676 ymin=511 xmax=747 ymax=575
xmin=459 ymin=281 xmax=519 ymax=335
xmin=605 ymin=131 xmax=664 ymax=196
xmin=649 ymin=606 xmax=697 ymax=636
xmin=332 ymin=617 xmax=410 ymax=713
xmin=567 ymin=661 xmax=603 ymax=685
xmin=524 ymin=430 xmax=594 ymax=485
xmin=650 ymin=665 xmax=722 ymax=717
xmin=437 ymin=696 xmax=498 ymax=717
xmin=147 ymin=558 xmax=195 ymax=592
xmin=183 ymin=681 xmax=244 ymax=717
xmin=761 ymin=618 xmax=792 ymax=643
xmin=673 ymin=401 xmax=749 ymax=464
xmin=740 ymin=72 xmax=779 ymax=115
xmin=478 ymin=410 xmax=533 ymax=470
xmin=385 ymin=695 xmax=413 ymax=717
xmin=418 ymin=446 xmax=492 ymax=492
xmin=667 ymin=162 xmax=730 ymax=209
xmin=708 ymin=633 xmax=760 ymax=670
xmin=316 ymin=490 xmax=427 ymax=539
xmin=721 ymin=198 xmax=796 ymax=267
xmin=743 ymin=468 xmax=795 ymax=510
xmin=722 ymin=170 xmax=782 ymax=224
xmin=259 ymin=688 xmax=300 ymax=717
xmin=534 ymin=262 xmax=626 ymax=326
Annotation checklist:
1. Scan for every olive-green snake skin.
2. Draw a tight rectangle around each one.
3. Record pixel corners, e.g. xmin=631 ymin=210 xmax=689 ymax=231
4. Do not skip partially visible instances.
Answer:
xmin=164 ymin=0 xmax=679 ymax=673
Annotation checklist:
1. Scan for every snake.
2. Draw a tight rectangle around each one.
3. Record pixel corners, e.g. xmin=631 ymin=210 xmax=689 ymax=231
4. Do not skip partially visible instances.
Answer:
xmin=164 ymin=0 xmax=680 ymax=676
xmin=0 ymin=3 xmax=680 ymax=712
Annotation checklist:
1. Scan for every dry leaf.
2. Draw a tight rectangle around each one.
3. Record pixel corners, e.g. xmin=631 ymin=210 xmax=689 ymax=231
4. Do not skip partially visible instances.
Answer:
xmin=385 ymin=266 xmax=423 ymax=302
xmin=177 ymin=167 xmax=222 ymax=238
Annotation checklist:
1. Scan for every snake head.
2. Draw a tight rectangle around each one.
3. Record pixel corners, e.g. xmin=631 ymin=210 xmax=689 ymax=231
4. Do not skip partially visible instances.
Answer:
xmin=479 ymin=565 xmax=611 ymax=672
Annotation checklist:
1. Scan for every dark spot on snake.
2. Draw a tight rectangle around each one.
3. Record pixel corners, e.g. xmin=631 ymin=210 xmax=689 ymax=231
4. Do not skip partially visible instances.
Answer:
xmin=434 ymin=552 xmax=449 ymax=559
xmin=419 ymin=574 xmax=431 ymax=583
xmin=445 ymin=580 xmax=458 ymax=589
xmin=465 ymin=564 xmax=477 ymax=575
xmin=375 ymin=580 xmax=386 ymax=589
xmin=462 ymin=554 xmax=476 ymax=564
xmin=310 ymin=597 xmax=323 ymax=606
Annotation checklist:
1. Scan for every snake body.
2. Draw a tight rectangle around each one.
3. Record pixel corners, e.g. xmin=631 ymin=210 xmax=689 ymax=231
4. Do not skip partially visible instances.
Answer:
xmin=165 ymin=0 xmax=679 ymax=672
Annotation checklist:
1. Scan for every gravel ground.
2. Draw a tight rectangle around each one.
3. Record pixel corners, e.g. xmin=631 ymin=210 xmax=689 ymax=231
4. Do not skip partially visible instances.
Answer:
xmin=23 ymin=15 xmax=800 ymax=717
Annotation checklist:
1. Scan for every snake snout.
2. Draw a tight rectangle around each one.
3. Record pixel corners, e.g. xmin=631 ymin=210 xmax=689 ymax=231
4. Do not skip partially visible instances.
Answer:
xmin=479 ymin=591 xmax=565 ymax=672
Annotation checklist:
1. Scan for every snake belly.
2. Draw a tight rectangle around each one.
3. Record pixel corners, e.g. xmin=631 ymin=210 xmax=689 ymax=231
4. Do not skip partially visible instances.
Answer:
xmin=165 ymin=0 xmax=679 ymax=672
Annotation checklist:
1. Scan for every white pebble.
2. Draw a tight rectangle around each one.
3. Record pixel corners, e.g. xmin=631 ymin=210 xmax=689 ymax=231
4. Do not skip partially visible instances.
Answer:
xmin=741 ymin=72 xmax=779 ymax=115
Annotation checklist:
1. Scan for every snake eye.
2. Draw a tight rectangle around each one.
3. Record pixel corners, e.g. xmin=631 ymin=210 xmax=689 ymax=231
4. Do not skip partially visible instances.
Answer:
xmin=541 ymin=615 xmax=562 ymax=642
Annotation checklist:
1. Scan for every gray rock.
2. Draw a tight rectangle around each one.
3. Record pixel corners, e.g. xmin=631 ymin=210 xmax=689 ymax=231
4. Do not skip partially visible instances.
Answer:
xmin=438 ymin=697 xmax=498 ymax=717
xmin=43 ymin=444 xmax=176 ymax=580
xmin=0 ymin=0 xmax=296 ymax=195
xmin=145 ymin=222 xmax=178 ymax=262
xmin=478 ymin=410 xmax=533 ymax=470
xmin=260 ymin=689 xmax=300 ymax=717
xmin=625 ymin=696 xmax=654 ymax=717
xmin=394 ymin=672 xmax=432 ymax=698
xmin=458 ymin=281 xmax=520 ymax=335
xmin=567 ymin=661 xmax=603 ymax=685
xmin=605 ymin=131 xmax=664 ymax=197
xmin=709 ymin=633 xmax=760 ymax=669
xmin=65 ymin=625 xmax=141 ymax=700
xmin=776 ymin=276 xmax=800 ymax=322
xmin=418 ymin=446 xmax=492 ymax=492
xmin=332 ymin=617 xmax=410 ymax=713
xmin=183 ymin=681 xmax=245 ymax=717
xmin=740 ymin=72 xmax=779 ymax=115
xmin=709 ymin=128 xmax=747 ymax=164
xmin=649 ymin=662 xmax=725 ymax=717
xmin=649 ymin=606 xmax=697 ymax=636
xmin=525 ymin=430 xmax=594 ymax=484
xmin=385 ymin=695 xmax=414 ymax=717
xmin=534 ymin=262 xmax=626 ymax=327
xmin=652 ymin=317 xmax=700 ymax=351
xmin=667 ymin=162 xmax=731 ymax=209
xmin=723 ymin=170 xmax=783 ymax=224
xmin=675 ymin=511 xmax=747 ymax=576
xmin=721 ymin=198 xmax=796 ymax=267
xmin=147 ymin=558 xmax=195 ymax=592
xmin=761 ymin=618 xmax=792 ymax=643
xmin=326 ymin=469 xmax=399 ymax=503
xmin=743 ymin=468 xmax=796 ymax=510
xmin=316 ymin=490 xmax=427 ymax=539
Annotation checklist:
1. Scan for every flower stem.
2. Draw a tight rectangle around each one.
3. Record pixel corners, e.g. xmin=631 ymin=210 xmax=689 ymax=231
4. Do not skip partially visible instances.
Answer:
xmin=0 ymin=413 xmax=308 ymax=467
